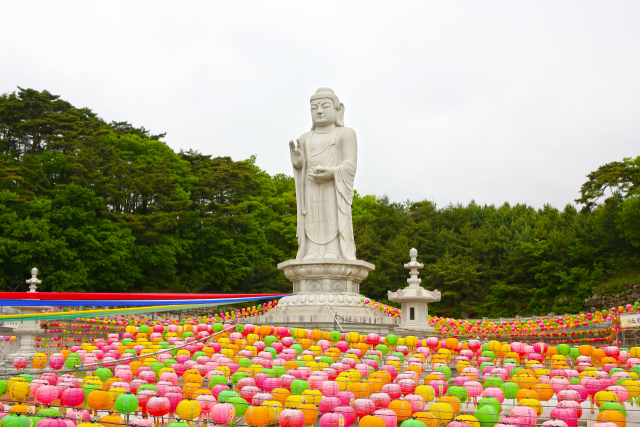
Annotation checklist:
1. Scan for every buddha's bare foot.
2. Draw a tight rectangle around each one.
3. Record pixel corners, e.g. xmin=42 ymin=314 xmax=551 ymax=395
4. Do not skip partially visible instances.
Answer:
xmin=323 ymin=253 xmax=339 ymax=259
xmin=303 ymin=253 xmax=317 ymax=259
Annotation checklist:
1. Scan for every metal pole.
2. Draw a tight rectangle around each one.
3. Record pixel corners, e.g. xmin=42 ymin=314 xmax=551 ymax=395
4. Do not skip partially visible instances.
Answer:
xmin=324 ymin=304 xmax=344 ymax=332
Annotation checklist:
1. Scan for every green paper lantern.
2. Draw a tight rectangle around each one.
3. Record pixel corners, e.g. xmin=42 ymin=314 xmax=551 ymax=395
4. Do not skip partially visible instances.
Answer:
xmin=435 ymin=366 xmax=451 ymax=381
xmin=0 ymin=416 xmax=30 ymax=427
xmin=290 ymin=379 xmax=310 ymax=395
xmin=447 ymin=385 xmax=468 ymax=403
xmin=290 ymin=344 xmax=303 ymax=356
xmin=599 ymin=402 xmax=626 ymax=417
xmin=95 ymin=367 xmax=113 ymax=383
xmin=329 ymin=331 xmax=342 ymax=343
xmin=484 ymin=376 xmax=504 ymax=388
xmin=569 ymin=347 xmax=580 ymax=360
xmin=375 ymin=344 xmax=389 ymax=356
xmin=386 ymin=334 xmax=398 ymax=346
xmin=209 ymin=375 xmax=228 ymax=387
xmin=37 ymin=408 xmax=61 ymax=418
xmin=474 ymin=404 xmax=498 ymax=427
xmin=499 ymin=382 xmax=519 ymax=400
xmin=115 ymin=393 xmax=139 ymax=414
xmin=138 ymin=384 xmax=157 ymax=393
xmin=273 ymin=366 xmax=286 ymax=377
xmin=227 ymin=396 xmax=249 ymax=417
xmin=231 ymin=371 xmax=247 ymax=385
xmin=217 ymin=390 xmax=240 ymax=403
xmin=477 ymin=397 xmax=501 ymax=414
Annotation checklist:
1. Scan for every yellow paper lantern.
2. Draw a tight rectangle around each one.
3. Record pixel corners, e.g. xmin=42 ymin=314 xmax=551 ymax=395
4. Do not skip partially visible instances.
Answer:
xmin=261 ymin=400 xmax=283 ymax=424
xmin=9 ymin=382 xmax=31 ymax=403
xmin=301 ymin=389 xmax=322 ymax=405
xmin=429 ymin=402 xmax=455 ymax=425
xmin=176 ymin=399 xmax=202 ymax=420
xmin=455 ymin=415 xmax=480 ymax=427
xmin=415 ymin=385 xmax=436 ymax=403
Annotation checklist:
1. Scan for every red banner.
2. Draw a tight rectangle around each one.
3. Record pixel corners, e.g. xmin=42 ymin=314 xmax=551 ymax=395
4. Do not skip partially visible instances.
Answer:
xmin=0 ymin=292 xmax=287 ymax=301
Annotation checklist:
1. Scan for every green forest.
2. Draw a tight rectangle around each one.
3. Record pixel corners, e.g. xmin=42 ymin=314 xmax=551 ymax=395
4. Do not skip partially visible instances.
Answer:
xmin=1 ymin=88 xmax=639 ymax=318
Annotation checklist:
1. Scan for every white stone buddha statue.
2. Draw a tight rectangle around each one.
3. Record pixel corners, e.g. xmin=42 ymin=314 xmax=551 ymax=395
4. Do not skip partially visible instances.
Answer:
xmin=289 ymin=88 xmax=357 ymax=260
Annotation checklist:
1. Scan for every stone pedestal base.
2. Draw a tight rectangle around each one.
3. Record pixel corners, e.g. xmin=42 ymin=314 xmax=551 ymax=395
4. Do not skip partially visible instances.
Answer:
xmin=250 ymin=304 xmax=400 ymax=334
xmin=394 ymin=326 xmax=435 ymax=334
xmin=9 ymin=305 xmax=51 ymax=359
xmin=241 ymin=258 xmax=400 ymax=334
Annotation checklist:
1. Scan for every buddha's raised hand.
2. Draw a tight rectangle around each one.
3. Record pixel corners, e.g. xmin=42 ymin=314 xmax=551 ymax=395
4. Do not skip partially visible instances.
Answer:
xmin=289 ymin=139 xmax=304 ymax=169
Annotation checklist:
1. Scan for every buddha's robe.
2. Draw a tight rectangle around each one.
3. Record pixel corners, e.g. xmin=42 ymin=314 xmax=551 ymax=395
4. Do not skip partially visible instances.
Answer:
xmin=292 ymin=126 xmax=357 ymax=260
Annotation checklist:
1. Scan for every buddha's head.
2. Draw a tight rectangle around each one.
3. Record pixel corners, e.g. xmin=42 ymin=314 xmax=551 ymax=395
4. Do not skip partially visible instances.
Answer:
xmin=310 ymin=87 xmax=344 ymax=130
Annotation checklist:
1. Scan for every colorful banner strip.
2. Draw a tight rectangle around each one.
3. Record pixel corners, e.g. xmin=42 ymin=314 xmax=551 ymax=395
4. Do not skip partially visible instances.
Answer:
xmin=0 ymin=295 xmax=291 ymax=322
xmin=0 ymin=295 xmax=292 ymax=307
xmin=0 ymin=292 xmax=287 ymax=300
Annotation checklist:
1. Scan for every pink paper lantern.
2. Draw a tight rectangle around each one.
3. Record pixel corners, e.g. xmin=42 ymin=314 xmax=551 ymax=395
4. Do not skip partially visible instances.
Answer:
xmin=549 ymin=408 xmax=578 ymax=427
xmin=511 ymin=406 xmax=538 ymax=427
xmin=381 ymin=383 xmax=402 ymax=399
xmin=319 ymin=413 xmax=345 ymax=427
xmin=353 ymin=398 xmax=375 ymax=419
xmin=278 ymin=409 xmax=305 ymax=427
xmin=65 ymin=409 xmax=91 ymax=424
xmin=482 ymin=387 xmax=505 ymax=404
xmin=606 ymin=385 xmax=629 ymax=402
xmin=49 ymin=353 xmax=65 ymax=370
xmin=211 ymin=403 xmax=236 ymax=424
xmin=36 ymin=385 xmax=59 ymax=405
xmin=252 ymin=392 xmax=273 ymax=406
xmin=557 ymin=400 xmax=582 ymax=419
xmin=404 ymin=394 xmax=426 ymax=412
xmin=336 ymin=391 xmax=355 ymax=406
xmin=36 ymin=419 xmax=67 ymax=427
xmin=318 ymin=396 xmax=341 ymax=414
xmin=373 ymin=409 xmax=397 ymax=427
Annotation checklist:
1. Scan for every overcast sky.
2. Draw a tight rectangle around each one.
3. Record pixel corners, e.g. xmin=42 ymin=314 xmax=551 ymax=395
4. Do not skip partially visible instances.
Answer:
xmin=2 ymin=1 xmax=639 ymax=209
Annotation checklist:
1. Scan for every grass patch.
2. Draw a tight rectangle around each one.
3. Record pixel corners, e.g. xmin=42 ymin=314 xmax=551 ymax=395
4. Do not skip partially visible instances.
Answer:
xmin=595 ymin=271 xmax=640 ymax=296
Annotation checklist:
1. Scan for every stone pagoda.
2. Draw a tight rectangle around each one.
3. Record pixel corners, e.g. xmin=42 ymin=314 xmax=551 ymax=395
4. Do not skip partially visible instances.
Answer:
xmin=388 ymin=248 xmax=441 ymax=333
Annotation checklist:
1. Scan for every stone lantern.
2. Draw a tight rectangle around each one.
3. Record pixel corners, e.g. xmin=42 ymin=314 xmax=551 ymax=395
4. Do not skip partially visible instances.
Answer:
xmin=9 ymin=268 xmax=53 ymax=358
xmin=388 ymin=248 xmax=441 ymax=333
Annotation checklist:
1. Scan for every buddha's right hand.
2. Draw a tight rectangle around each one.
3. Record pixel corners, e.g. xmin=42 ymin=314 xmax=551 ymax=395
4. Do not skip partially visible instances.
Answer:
xmin=289 ymin=139 xmax=304 ymax=169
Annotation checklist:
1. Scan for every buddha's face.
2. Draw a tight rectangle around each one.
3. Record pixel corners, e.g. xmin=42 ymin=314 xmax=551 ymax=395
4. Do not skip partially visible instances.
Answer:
xmin=310 ymin=98 xmax=338 ymax=127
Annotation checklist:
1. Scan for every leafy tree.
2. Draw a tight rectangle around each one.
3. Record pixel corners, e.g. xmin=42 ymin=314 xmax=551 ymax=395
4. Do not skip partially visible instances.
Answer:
xmin=0 ymin=87 xmax=638 ymax=317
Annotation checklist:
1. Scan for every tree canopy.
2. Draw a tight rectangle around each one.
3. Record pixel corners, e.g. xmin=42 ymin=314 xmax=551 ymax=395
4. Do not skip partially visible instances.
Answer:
xmin=1 ymin=88 xmax=638 ymax=317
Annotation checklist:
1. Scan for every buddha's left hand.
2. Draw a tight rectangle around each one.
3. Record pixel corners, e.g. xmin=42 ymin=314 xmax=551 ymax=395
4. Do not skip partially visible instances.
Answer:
xmin=309 ymin=167 xmax=334 ymax=183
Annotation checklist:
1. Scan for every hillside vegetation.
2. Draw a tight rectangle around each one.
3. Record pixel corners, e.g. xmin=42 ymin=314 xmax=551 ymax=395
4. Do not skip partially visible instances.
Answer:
xmin=1 ymin=88 xmax=639 ymax=318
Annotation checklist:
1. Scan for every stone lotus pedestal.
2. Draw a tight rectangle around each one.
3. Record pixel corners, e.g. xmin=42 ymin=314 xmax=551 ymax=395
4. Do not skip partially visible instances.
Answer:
xmin=243 ymin=259 xmax=400 ymax=333
xmin=388 ymin=249 xmax=440 ymax=333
